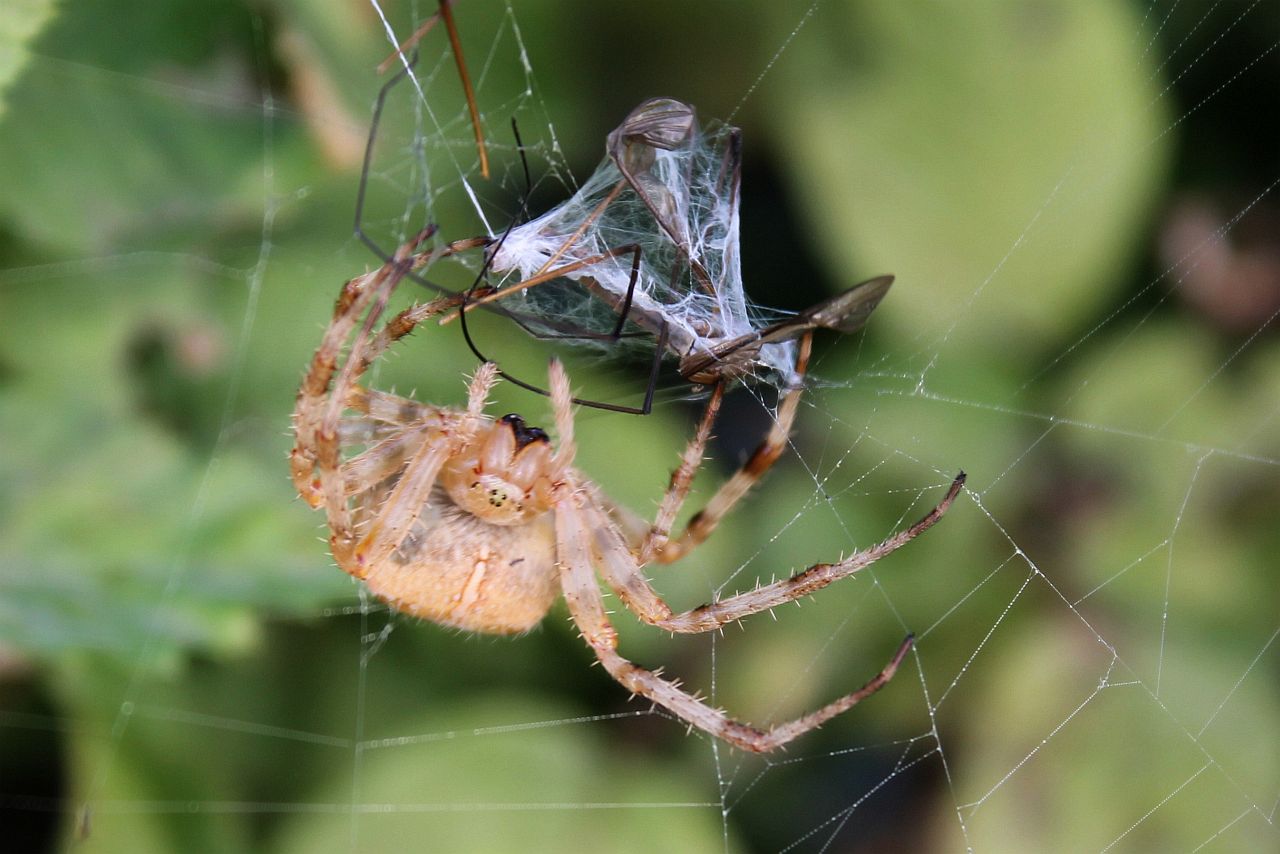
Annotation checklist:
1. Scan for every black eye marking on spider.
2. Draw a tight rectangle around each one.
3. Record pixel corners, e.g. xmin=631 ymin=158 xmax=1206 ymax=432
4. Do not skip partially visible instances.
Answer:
xmin=498 ymin=413 xmax=550 ymax=449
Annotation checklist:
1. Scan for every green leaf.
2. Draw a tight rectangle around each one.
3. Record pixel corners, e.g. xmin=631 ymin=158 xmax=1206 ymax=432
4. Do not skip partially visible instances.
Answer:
xmin=0 ymin=248 xmax=350 ymax=665
xmin=272 ymin=695 xmax=736 ymax=854
xmin=767 ymin=0 xmax=1171 ymax=359
xmin=0 ymin=0 xmax=58 ymax=120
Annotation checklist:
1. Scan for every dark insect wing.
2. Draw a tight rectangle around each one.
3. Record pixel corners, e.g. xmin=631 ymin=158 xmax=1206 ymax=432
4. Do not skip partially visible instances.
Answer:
xmin=606 ymin=98 xmax=721 ymax=293
xmin=678 ymin=275 xmax=895 ymax=384
xmin=608 ymin=98 xmax=697 ymax=156
xmin=759 ymin=274 xmax=895 ymax=341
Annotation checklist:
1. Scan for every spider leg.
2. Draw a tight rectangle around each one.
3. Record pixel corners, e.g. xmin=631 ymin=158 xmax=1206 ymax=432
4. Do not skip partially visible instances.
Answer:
xmin=309 ymin=238 xmax=430 ymax=553
xmin=546 ymin=358 xmax=577 ymax=472
xmin=339 ymin=424 xmax=434 ymax=497
xmin=647 ymin=332 xmax=813 ymax=565
xmin=294 ymin=228 xmax=496 ymax=577
xmin=591 ymin=474 xmax=963 ymax=631
xmin=290 ymin=240 xmax=423 ymax=506
xmin=293 ymin=227 xmax=477 ymax=501
xmin=449 ymin=242 xmax=643 ymax=340
xmin=558 ymin=495 xmax=916 ymax=753
xmin=339 ymin=436 xmax=452 ymax=574
xmin=293 ymin=227 xmax=457 ymax=505
xmin=634 ymin=474 xmax=965 ymax=632
xmin=337 ymin=363 xmax=499 ymax=574
xmin=637 ymin=382 xmax=724 ymax=564
xmin=345 ymin=386 xmax=437 ymax=426
xmin=348 ymin=291 xmax=464 ymax=379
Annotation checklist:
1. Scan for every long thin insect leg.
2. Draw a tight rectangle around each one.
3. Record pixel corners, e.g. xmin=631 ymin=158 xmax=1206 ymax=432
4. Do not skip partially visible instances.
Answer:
xmin=354 ymin=55 xmax=418 ymax=263
xmin=437 ymin=0 xmax=488 ymax=179
xmin=354 ymin=62 xmax=658 ymax=414
xmin=454 ymin=233 xmax=666 ymax=414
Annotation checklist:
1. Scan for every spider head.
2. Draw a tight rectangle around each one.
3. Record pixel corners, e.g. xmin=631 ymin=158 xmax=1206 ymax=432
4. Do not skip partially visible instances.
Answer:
xmin=440 ymin=413 xmax=559 ymax=525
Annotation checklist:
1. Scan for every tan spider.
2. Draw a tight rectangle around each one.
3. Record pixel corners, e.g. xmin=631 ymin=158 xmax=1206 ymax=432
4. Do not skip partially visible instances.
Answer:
xmin=290 ymin=231 xmax=965 ymax=753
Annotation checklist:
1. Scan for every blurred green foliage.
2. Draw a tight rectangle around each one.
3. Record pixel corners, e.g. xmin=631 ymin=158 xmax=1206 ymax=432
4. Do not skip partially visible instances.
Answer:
xmin=2 ymin=1 xmax=1278 ymax=852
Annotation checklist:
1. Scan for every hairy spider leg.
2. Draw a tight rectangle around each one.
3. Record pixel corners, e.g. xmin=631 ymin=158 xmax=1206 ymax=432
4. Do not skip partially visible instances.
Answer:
xmin=343 ymin=361 xmax=497 ymax=574
xmin=588 ymin=331 xmax=969 ymax=625
xmin=544 ymin=359 xmax=963 ymax=752
xmin=594 ymin=475 xmax=966 ymax=633
xmin=291 ymin=227 xmax=437 ymax=505
xmin=636 ymin=381 xmax=725 ymax=565
xmin=573 ymin=472 xmax=962 ymax=753
xmin=588 ymin=330 xmax=809 ymax=568
xmin=290 ymin=231 xmax=499 ymax=575
xmin=639 ymin=332 xmax=813 ymax=565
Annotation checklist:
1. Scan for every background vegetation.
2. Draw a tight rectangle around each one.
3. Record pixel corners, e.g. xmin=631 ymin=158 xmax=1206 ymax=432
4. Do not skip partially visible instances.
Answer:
xmin=2 ymin=1 xmax=1277 ymax=851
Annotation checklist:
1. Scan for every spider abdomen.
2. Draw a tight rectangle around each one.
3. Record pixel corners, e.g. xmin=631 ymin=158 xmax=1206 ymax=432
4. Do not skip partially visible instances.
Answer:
xmin=361 ymin=488 xmax=559 ymax=634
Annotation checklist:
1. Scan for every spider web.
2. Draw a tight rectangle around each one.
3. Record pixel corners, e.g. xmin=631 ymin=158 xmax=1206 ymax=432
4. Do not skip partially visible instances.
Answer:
xmin=1 ymin=1 xmax=1278 ymax=852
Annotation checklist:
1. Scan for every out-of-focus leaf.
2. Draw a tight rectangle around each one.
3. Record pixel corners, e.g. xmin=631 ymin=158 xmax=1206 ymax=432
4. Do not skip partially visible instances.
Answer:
xmin=928 ymin=616 xmax=1280 ymax=851
xmin=272 ymin=695 xmax=737 ymax=854
xmin=0 ymin=0 xmax=277 ymax=253
xmin=0 ymin=0 xmax=57 ymax=119
xmin=0 ymin=248 xmax=350 ymax=665
xmin=56 ymin=655 xmax=277 ymax=852
xmin=768 ymin=0 xmax=1170 ymax=358
xmin=1052 ymin=321 xmax=1280 ymax=712
xmin=0 ymin=56 xmax=268 ymax=253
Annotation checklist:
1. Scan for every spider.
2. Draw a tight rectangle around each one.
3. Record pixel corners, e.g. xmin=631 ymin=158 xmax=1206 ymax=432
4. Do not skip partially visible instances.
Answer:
xmin=289 ymin=231 xmax=965 ymax=753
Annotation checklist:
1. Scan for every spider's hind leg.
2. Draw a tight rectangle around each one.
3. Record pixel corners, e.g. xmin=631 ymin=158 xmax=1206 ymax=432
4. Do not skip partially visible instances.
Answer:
xmin=557 ymin=497 xmax=918 ymax=753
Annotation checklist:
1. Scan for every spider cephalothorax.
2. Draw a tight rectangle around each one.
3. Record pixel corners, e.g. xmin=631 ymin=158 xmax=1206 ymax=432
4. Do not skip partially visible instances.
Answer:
xmin=290 ymin=237 xmax=964 ymax=752
xmin=440 ymin=413 xmax=558 ymax=525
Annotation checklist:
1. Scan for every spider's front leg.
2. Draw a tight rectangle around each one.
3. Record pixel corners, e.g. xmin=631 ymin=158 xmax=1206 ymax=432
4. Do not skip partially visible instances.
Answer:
xmin=291 ymin=229 xmax=438 ymax=507
xmin=333 ymin=362 xmax=499 ymax=574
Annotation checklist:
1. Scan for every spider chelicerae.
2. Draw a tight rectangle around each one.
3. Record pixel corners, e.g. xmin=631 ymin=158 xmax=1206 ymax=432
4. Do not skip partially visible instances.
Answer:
xmin=289 ymin=230 xmax=965 ymax=753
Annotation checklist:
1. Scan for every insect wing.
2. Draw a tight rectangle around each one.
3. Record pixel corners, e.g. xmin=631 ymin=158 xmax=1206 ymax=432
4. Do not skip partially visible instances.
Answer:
xmin=606 ymin=99 xmax=714 ymax=286
xmin=677 ymin=275 xmax=894 ymax=383
xmin=609 ymin=98 xmax=697 ymax=153
xmin=760 ymin=274 xmax=895 ymax=341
